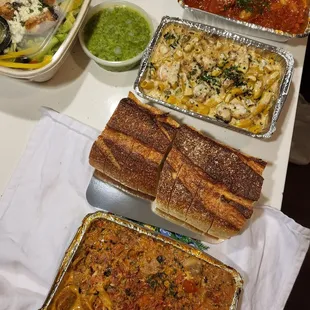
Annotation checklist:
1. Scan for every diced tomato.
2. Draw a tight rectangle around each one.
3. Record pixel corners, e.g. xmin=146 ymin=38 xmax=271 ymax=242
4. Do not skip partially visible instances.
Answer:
xmin=182 ymin=279 xmax=198 ymax=293
xmin=137 ymin=294 xmax=153 ymax=306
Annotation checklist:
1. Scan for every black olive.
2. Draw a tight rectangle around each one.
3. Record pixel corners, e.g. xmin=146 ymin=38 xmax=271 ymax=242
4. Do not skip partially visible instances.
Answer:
xmin=0 ymin=16 xmax=11 ymax=54
xmin=15 ymin=56 xmax=31 ymax=63
xmin=104 ymin=268 xmax=111 ymax=277
xmin=48 ymin=7 xmax=58 ymax=20
xmin=12 ymin=2 xmax=22 ymax=9
xmin=156 ymin=255 xmax=165 ymax=263
xmin=125 ymin=288 xmax=132 ymax=296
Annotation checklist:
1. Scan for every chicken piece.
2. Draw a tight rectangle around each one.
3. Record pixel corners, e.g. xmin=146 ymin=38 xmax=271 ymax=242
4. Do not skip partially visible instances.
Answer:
xmin=215 ymin=104 xmax=232 ymax=123
xmin=236 ymin=47 xmax=249 ymax=73
xmin=193 ymin=84 xmax=210 ymax=102
xmin=0 ymin=2 xmax=14 ymax=20
xmin=157 ymin=62 xmax=180 ymax=87
xmin=223 ymin=79 xmax=234 ymax=89
xmin=159 ymin=44 xmax=169 ymax=55
xmin=43 ymin=0 xmax=56 ymax=6
xmin=202 ymin=56 xmax=216 ymax=70
xmin=25 ymin=9 xmax=57 ymax=30
xmin=229 ymin=99 xmax=249 ymax=119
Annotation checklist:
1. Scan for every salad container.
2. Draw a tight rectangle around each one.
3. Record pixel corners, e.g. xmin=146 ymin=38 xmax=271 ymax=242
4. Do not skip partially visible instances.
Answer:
xmin=0 ymin=0 xmax=91 ymax=82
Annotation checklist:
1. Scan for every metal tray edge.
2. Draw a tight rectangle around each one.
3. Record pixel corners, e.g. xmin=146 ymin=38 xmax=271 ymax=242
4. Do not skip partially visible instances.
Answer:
xmin=40 ymin=211 xmax=243 ymax=310
xmin=134 ymin=16 xmax=294 ymax=139
xmin=177 ymin=0 xmax=310 ymax=39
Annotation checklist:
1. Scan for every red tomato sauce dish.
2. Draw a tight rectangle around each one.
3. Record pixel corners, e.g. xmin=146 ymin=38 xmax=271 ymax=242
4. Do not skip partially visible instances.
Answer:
xmin=47 ymin=218 xmax=240 ymax=309
xmin=184 ymin=0 xmax=309 ymax=34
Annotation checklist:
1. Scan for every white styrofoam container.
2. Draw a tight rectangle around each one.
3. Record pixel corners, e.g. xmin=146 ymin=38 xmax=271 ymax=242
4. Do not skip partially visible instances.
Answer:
xmin=0 ymin=0 xmax=91 ymax=82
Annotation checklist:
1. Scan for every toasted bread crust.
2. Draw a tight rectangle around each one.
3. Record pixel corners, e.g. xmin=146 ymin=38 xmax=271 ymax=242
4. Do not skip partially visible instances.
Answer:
xmin=155 ymin=125 xmax=265 ymax=240
xmin=107 ymin=98 xmax=179 ymax=154
xmin=174 ymin=125 xmax=264 ymax=201
xmin=89 ymin=95 xmax=179 ymax=197
xmin=90 ymin=94 xmax=265 ymax=240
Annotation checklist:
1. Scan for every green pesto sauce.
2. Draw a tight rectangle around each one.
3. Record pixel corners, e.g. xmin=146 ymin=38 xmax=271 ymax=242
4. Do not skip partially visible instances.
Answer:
xmin=84 ymin=6 xmax=151 ymax=61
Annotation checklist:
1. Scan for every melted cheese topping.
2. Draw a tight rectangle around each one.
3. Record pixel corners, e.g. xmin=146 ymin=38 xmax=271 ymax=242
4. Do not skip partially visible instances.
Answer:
xmin=140 ymin=23 xmax=284 ymax=134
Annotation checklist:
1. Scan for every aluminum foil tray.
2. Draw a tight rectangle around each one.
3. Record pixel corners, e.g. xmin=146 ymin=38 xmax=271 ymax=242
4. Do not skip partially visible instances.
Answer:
xmin=178 ymin=0 xmax=310 ymax=42
xmin=40 ymin=211 xmax=243 ymax=310
xmin=134 ymin=16 xmax=294 ymax=139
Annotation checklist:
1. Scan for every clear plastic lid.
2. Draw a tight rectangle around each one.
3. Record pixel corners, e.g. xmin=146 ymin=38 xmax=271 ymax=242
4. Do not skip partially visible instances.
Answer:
xmin=0 ymin=0 xmax=83 ymax=68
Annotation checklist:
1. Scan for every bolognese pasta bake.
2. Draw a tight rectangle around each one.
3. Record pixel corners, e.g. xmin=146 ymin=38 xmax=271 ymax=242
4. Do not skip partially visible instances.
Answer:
xmin=139 ymin=22 xmax=285 ymax=134
xmin=47 ymin=217 xmax=241 ymax=309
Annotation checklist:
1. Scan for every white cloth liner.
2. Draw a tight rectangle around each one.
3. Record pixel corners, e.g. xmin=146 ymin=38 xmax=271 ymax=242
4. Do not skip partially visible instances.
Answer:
xmin=0 ymin=109 xmax=309 ymax=310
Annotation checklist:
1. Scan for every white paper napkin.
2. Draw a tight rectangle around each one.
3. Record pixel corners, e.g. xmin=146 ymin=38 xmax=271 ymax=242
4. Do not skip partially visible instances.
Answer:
xmin=0 ymin=109 xmax=309 ymax=310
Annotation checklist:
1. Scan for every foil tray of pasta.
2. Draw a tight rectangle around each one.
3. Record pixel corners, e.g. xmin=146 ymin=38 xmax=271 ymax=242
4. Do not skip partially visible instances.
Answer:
xmin=40 ymin=211 xmax=243 ymax=310
xmin=134 ymin=16 xmax=294 ymax=139
xmin=178 ymin=0 xmax=310 ymax=42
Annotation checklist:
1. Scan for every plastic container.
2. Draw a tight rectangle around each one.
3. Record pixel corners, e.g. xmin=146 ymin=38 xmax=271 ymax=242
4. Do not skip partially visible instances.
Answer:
xmin=79 ymin=1 xmax=154 ymax=71
xmin=0 ymin=0 xmax=91 ymax=82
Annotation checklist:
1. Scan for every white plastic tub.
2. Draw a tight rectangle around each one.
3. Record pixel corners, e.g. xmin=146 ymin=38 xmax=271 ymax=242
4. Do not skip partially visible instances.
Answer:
xmin=79 ymin=1 xmax=154 ymax=71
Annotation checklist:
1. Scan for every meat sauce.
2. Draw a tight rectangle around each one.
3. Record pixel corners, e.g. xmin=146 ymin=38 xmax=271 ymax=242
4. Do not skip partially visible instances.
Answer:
xmin=48 ymin=218 xmax=237 ymax=310
xmin=184 ymin=0 xmax=309 ymax=34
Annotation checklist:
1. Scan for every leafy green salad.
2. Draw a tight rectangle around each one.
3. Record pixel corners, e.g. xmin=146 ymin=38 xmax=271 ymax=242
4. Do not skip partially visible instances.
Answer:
xmin=0 ymin=0 xmax=83 ymax=69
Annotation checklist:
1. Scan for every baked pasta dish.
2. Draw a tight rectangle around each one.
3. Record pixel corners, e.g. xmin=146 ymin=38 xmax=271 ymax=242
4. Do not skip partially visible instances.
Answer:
xmin=139 ymin=23 xmax=284 ymax=134
xmin=47 ymin=218 xmax=240 ymax=310
xmin=183 ymin=0 xmax=309 ymax=35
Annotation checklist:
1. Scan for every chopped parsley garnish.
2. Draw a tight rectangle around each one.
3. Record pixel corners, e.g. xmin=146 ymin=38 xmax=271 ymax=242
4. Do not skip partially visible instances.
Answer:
xmin=164 ymin=32 xmax=176 ymax=41
xmin=188 ymin=68 xmax=198 ymax=79
xmin=125 ymin=288 xmax=132 ymax=296
xmin=164 ymin=32 xmax=179 ymax=49
xmin=148 ymin=62 xmax=156 ymax=70
xmin=200 ymin=71 xmax=220 ymax=87
xmin=146 ymin=272 xmax=167 ymax=289
xmin=104 ymin=268 xmax=111 ymax=276
xmin=168 ymin=282 xmax=178 ymax=297
xmin=222 ymin=66 xmax=245 ymax=87
xmin=236 ymin=0 xmax=270 ymax=14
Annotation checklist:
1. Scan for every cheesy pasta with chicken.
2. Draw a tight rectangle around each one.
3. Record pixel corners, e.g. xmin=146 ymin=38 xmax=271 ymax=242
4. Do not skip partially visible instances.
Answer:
xmin=139 ymin=23 xmax=284 ymax=134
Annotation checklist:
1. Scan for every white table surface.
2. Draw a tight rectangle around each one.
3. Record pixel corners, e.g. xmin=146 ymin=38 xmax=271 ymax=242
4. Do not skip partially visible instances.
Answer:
xmin=0 ymin=0 xmax=307 ymax=210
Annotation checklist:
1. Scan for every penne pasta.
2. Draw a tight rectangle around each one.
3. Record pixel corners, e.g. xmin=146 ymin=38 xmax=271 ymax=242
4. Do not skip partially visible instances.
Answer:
xmin=140 ymin=23 xmax=284 ymax=134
